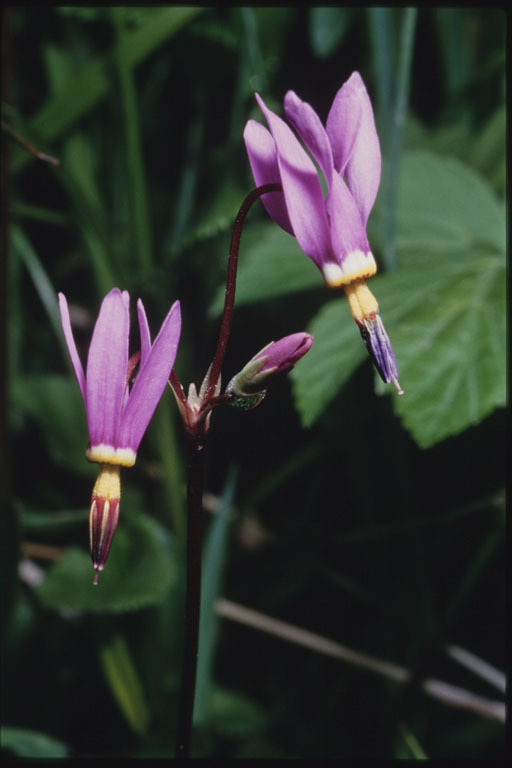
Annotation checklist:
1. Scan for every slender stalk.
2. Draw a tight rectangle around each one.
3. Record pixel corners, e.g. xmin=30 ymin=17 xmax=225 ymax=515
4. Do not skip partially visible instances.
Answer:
xmin=175 ymin=434 xmax=206 ymax=758
xmin=173 ymin=183 xmax=281 ymax=757
xmin=205 ymin=183 xmax=281 ymax=401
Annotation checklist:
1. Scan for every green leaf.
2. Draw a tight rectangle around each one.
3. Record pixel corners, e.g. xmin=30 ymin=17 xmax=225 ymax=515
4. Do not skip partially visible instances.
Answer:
xmin=10 ymin=375 xmax=94 ymax=477
xmin=402 ymin=108 xmax=505 ymax=198
xmin=99 ymin=634 xmax=151 ymax=735
xmin=209 ymin=222 xmax=321 ymax=316
xmin=470 ymin=106 xmax=506 ymax=196
xmin=11 ymin=227 xmax=66 ymax=357
xmin=203 ymin=687 xmax=266 ymax=738
xmin=0 ymin=726 xmax=69 ymax=758
xmin=36 ymin=512 xmax=176 ymax=613
xmin=194 ymin=466 xmax=237 ymax=725
xmin=293 ymin=250 xmax=505 ymax=446
xmin=391 ymin=150 xmax=505 ymax=257
xmin=378 ymin=253 xmax=506 ymax=447
xmin=293 ymin=151 xmax=505 ymax=445
xmin=290 ymin=296 xmax=366 ymax=427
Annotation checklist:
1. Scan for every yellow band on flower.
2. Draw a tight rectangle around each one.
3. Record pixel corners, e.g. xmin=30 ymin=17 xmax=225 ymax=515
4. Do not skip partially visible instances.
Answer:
xmin=344 ymin=280 xmax=379 ymax=324
xmin=91 ymin=462 xmax=121 ymax=500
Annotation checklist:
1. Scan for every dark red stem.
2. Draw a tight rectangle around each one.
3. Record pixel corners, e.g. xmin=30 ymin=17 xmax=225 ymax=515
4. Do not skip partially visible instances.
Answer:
xmin=204 ymin=182 xmax=282 ymax=402
xmin=173 ymin=183 xmax=281 ymax=758
xmin=175 ymin=433 xmax=206 ymax=759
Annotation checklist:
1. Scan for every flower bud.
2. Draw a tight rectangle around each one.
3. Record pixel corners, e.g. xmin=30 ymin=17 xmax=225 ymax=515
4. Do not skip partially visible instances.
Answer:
xmin=226 ymin=332 xmax=313 ymax=406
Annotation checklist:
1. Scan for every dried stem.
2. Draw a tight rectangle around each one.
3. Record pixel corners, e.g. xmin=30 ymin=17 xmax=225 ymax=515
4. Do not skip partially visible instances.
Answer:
xmin=2 ymin=119 xmax=61 ymax=166
xmin=215 ymin=598 xmax=505 ymax=723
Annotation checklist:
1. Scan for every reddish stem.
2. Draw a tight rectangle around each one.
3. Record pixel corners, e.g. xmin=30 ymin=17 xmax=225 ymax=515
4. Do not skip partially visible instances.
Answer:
xmin=173 ymin=183 xmax=282 ymax=758
xmin=204 ymin=183 xmax=282 ymax=402
xmin=169 ymin=368 xmax=187 ymax=407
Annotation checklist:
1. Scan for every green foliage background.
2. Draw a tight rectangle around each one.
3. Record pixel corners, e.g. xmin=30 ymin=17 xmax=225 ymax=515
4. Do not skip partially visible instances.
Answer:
xmin=1 ymin=7 xmax=506 ymax=759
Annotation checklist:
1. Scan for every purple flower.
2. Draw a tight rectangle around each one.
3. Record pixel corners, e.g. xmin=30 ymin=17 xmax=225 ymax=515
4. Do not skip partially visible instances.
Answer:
xmin=59 ymin=288 xmax=181 ymax=579
xmin=227 ymin=332 xmax=314 ymax=402
xmin=244 ymin=72 xmax=402 ymax=394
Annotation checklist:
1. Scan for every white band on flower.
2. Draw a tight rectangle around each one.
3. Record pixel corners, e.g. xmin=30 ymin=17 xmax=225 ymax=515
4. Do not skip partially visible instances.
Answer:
xmin=86 ymin=444 xmax=137 ymax=467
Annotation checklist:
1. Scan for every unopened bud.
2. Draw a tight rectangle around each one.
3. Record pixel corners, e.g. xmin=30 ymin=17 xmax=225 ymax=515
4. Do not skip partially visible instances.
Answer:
xmin=226 ymin=332 xmax=313 ymax=406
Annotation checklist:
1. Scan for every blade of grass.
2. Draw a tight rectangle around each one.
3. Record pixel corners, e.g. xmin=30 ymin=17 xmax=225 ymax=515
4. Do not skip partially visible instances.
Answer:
xmin=59 ymin=135 xmax=118 ymax=293
xmin=11 ymin=202 xmax=71 ymax=227
xmin=99 ymin=634 xmax=151 ymax=736
xmin=397 ymin=722 xmax=428 ymax=759
xmin=194 ymin=465 xmax=237 ymax=725
xmin=436 ymin=8 xmax=471 ymax=97
xmin=444 ymin=520 xmax=502 ymax=624
xmin=153 ymin=395 xmax=186 ymax=546
xmin=244 ymin=443 xmax=320 ymax=510
xmin=11 ymin=226 xmax=65 ymax=355
xmin=331 ymin=493 xmax=503 ymax=545
xmin=112 ymin=8 xmax=154 ymax=276
xmin=169 ymin=115 xmax=203 ymax=249
xmin=43 ymin=47 xmax=118 ymax=294
xmin=367 ymin=7 xmax=394 ymax=149
xmin=381 ymin=7 xmax=417 ymax=272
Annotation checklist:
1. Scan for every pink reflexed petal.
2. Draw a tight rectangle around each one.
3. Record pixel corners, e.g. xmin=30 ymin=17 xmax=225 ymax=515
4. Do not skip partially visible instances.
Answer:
xmin=58 ymin=293 xmax=86 ymax=401
xmin=328 ymin=72 xmax=381 ymax=226
xmin=327 ymin=172 xmax=370 ymax=261
xmin=136 ymin=299 xmax=152 ymax=369
xmin=119 ymin=301 xmax=181 ymax=453
xmin=86 ymin=288 xmax=129 ymax=448
xmin=255 ymin=93 xmax=334 ymax=270
xmin=243 ymin=120 xmax=293 ymax=234
xmin=326 ymin=74 xmax=362 ymax=177
xmin=284 ymin=91 xmax=334 ymax=187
